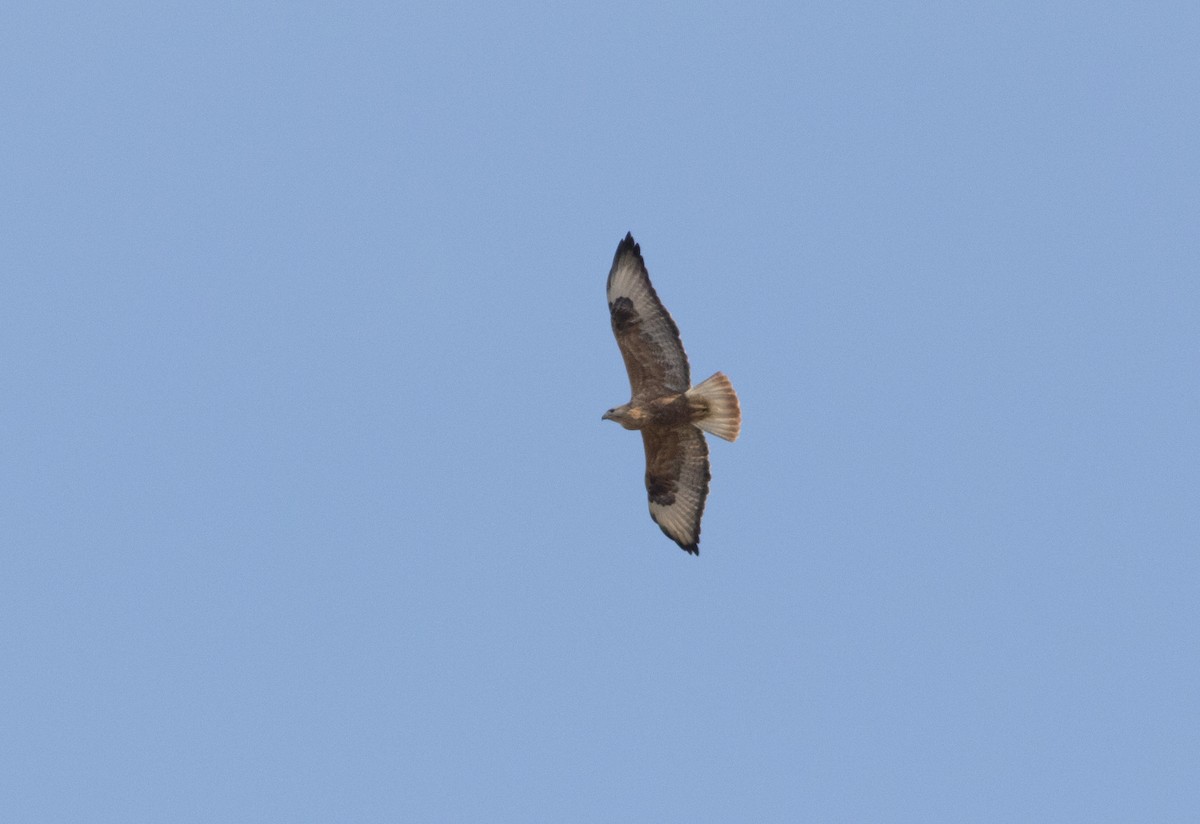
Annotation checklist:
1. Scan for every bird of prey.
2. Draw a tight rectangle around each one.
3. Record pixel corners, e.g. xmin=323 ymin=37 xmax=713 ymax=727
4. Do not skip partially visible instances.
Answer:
xmin=602 ymin=232 xmax=741 ymax=554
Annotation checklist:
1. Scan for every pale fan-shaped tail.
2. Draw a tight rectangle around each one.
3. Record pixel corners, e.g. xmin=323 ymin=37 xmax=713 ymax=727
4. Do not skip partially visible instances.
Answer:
xmin=687 ymin=372 xmax=741 ymax=442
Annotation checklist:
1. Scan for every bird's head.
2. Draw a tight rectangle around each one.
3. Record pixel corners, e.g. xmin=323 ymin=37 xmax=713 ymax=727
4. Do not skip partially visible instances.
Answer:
xmin=602 ymin=403 xmax=638 ymax=429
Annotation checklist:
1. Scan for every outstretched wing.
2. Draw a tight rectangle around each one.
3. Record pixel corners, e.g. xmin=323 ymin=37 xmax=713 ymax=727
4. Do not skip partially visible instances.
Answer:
xmin=607 ymin=233 xmax=691 ymax=403
xmin=642 ymin=425 xmax=711 ymax=554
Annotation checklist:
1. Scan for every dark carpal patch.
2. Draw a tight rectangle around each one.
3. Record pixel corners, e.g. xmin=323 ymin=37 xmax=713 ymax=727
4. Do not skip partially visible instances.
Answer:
xmin=646 ymin=474 xmax=676 ymax=505
xmin=609 ymin=296 xmax=637 ymax=333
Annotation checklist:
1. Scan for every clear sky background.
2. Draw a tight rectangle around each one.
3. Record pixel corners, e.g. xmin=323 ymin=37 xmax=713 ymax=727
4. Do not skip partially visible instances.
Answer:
xmin=3 ymin=2 xmax=1198 ymax=821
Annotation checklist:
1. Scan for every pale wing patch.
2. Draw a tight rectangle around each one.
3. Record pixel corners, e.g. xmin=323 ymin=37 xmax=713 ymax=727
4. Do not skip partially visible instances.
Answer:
xmin=607 ymin=233 xmax=690 ymax=401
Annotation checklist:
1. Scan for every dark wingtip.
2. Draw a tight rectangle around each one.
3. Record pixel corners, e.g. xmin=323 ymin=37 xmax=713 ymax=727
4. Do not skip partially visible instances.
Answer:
xmin=611 ymin=231 xmax=643 ymax=270
xmin=658 ymin=525 xmax=700 ymax=555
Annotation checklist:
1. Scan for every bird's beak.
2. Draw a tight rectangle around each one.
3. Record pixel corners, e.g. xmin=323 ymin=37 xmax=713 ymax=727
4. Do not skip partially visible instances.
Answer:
xmin=601 ymin=411 xmax=613 ymax=421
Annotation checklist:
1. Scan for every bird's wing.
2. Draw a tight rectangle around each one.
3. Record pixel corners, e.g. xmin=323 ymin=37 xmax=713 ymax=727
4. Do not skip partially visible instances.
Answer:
xmin=607 ymin=233 xmax=691 ymax=404
xmin=642 ymin=425 xmax=710 ymax=554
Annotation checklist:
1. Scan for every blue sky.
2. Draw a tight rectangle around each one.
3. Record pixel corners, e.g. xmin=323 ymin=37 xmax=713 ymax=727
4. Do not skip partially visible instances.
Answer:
xmin=3 ymin=1 xmax=1198 ymax=820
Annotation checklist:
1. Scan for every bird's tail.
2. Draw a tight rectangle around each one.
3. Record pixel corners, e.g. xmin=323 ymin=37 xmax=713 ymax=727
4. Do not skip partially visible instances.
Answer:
xmin=687 ymin=372 xmax=741 ymax=442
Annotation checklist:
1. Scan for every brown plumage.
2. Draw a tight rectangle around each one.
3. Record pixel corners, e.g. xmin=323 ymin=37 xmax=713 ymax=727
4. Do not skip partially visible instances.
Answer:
xmin=602 ymin=232 xmax=741 ymax=554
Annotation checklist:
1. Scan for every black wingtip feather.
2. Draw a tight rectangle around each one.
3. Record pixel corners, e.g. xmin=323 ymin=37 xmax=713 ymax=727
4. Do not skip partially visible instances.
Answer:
xmin=613 ymin=231 xmax=641 ymax=266
xmin=660 ymin=525 xmax=700 ymax=555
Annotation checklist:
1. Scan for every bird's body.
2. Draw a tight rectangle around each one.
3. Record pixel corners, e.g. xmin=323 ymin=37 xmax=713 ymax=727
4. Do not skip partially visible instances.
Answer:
xmin=602 ymin=233 xmax=740 ymax=554
xmin=603 ymin=392 xmax=694 ymax=431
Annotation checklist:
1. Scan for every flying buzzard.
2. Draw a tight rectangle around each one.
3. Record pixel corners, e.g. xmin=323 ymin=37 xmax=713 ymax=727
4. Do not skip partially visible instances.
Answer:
xmin=602 ymin=232 xmax=741 ymax=554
